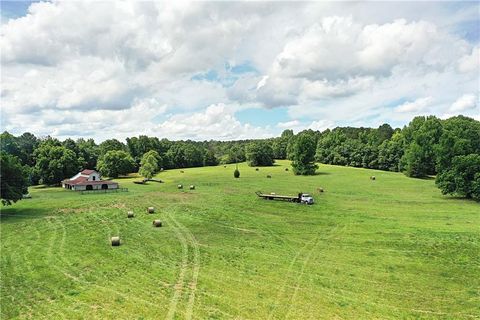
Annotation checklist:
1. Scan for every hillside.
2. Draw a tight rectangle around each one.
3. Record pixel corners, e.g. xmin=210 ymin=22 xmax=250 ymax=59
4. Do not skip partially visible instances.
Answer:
xmin=1 ymin=161 xmax=479 ymax=319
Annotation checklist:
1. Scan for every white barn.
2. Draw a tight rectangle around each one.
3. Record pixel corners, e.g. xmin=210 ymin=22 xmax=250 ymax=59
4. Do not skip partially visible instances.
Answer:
xmin=62 ymin=169 xmax=119 ymax=191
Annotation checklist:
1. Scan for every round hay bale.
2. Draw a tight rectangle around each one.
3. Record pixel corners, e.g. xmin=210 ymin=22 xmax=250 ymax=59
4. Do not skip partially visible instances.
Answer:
xmin=267 ymin=175 xmax=272 ymax=178
xmin=147 ymin=207 xmax=155 ymax=214
xmin=152 ymin=220 xmax=162 ymax=227
xmin=111 ymin=236 xmax=120 ymax=246
xmin=189 ymin=185 xmax=195 ymax=190
xmin=160 ymin=167 xmax=164 ymax=172
xmin=255 ymin=168 xmax=259 ymax=171
xmin=127 ymin=211 xmax=134 ymax=218
xmin=178 ymin=184 xmax=183 ymax=189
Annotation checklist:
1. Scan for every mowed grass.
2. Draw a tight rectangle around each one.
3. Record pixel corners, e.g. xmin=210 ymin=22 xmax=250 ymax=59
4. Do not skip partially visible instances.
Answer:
xmin=1 ymin=160 xmax=479 ymax=319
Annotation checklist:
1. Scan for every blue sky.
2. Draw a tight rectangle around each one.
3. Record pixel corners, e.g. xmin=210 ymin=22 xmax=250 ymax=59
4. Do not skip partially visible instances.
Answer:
xmin=1 ymin=1 xmax=478 ymax=141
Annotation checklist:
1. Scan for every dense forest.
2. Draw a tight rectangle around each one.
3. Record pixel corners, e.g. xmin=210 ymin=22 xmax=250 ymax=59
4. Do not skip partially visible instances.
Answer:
xmin=1 ymin=115 xmax=479 ymax=204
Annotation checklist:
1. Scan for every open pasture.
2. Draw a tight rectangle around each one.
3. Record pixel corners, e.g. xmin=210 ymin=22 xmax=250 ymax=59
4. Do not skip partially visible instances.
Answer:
xmin=1 ymin=160 xmax=479 ymax=319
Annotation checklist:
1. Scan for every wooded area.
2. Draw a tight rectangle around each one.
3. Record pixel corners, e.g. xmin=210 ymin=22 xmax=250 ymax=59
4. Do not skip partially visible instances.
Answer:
xmin=1 ymin=115 xmax=479 ymax=204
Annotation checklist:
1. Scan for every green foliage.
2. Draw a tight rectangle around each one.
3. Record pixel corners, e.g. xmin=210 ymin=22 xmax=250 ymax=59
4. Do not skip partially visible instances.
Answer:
xmin=223 ymin=145 xmax=246 ymax=164
xmin=138 ymin=150 xmax=161 ymax=179
xmin=272 ymin=130 xmax=294 ymax=159
xmin=402 ymin=116 xmax=443 ymax=178
xmin=291 ymin=133 xmax=318 ymax=175
xmin=234 ymin=168 xmax=240 ymax=178
xmin=204 ymin=149 xmax=219 ymax=166
xmin=76 ymin=138 xmax=99 ymax=169
xmin=245 ymin=141 xmax=274 ymax=166
xmin=97 ymin=150 xmax=135 ymax=178
xmin=33 ymin=142 xmax=80 ymax=185
xmin=165 ymin=143 xmax=204 ymax=168
xmin=435 ymin=116 xmax=480 ymax=173
xmin=436 ymin=154 xmax=480 ymax=199
xmin=99 ymin=139 xmax=126 ymax=156
xmin=0 ymin=153 xmax=28 ymax=205
xmin=377 ymin=132 xmax=405 ymax=171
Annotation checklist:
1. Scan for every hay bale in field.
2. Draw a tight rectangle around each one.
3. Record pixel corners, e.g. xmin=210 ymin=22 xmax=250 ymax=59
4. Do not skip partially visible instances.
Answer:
xmin=370 ymin=176 xmax=376 ymax=180
xmin=127 ymin=211 xmax=134 ymax=218
xmin=178 ymin=184 xmax=183 ymax=189
xmin=152 ymin=220 xmax=162 ymax=227
xmin=111 ymin=236 xmax=120 ymax=246
xmin=160 ymin=168 xmax=164 ymax=171
xmin=267 ymin=175 xmax=272 ymax=178
xmin=255 ymin=168 xmax=259 ymax=171
xmin=189 ymin=185 xmax=195 ymax=190
xmin=147 ymin=207 xmax=155 ymax=214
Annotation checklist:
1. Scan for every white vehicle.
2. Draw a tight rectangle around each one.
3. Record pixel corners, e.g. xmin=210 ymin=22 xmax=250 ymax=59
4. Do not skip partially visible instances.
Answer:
xmin=256 ymin=191 xmax=315 ymax=205
xmin=300 ymin=193 xmax=314 ymax=205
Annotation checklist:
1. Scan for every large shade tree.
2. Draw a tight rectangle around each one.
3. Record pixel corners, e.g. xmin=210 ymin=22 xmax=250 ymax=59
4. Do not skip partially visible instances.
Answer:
xmin=436 ymin=154 xmax=480 ymax=200
xmin=97 ymin=150 xmax=135 ymax=178
xmin=34 ymin=141 xmax=80 ymax=185
xmin=291 ymin=133 xmax=318 ymax=175
xmin=138 ymin=150 xmax=161 ymax=179
xmin=1 ymin=153 xmax=29 ymax=205
xmin=245 ymin=141 xmax=274 ymax=166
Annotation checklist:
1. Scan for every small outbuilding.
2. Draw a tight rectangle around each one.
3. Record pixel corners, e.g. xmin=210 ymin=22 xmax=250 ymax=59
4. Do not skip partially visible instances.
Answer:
xmin=62 ymin=169 xmax=119 ymax=191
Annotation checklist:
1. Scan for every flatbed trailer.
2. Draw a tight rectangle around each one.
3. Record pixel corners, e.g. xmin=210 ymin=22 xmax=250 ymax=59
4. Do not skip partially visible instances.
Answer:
xmin=255 ymin=191 xmax=301 ymax=202
xmin=255 ymin=191 xmax=315 ymax=204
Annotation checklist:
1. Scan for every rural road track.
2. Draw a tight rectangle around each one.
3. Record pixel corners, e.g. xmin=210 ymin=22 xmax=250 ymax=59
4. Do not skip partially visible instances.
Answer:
xmin=158 ymin=202 xmax=201 ymax=320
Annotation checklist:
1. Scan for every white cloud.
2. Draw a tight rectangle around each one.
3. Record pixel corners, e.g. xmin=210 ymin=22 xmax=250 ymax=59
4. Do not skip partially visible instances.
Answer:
xmin=449 ymin=94 xmax=478 ymax=112
xmin=395 ymin=97 xmax=434 ymax=113
xmin=458 ymin=47 xmax=480 ymax=73
xmin=276 ymin=119 xmax=334 ymax=133
xmin=155 ymin=104 xmax=272 ymax=140
xmin=0 ymin=1 xmax=478 ymax=140
xmin=277 ymin=120 xmax=301 ymax=129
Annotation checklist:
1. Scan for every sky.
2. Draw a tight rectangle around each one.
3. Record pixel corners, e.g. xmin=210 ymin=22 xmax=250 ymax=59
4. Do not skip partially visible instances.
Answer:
xmin=1 ymin=1 xmax=479 ymax=142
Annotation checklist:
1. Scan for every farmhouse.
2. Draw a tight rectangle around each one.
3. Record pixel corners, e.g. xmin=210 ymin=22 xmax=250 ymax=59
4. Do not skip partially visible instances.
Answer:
xmin=62 ymin=169 xmax=119 ymax=191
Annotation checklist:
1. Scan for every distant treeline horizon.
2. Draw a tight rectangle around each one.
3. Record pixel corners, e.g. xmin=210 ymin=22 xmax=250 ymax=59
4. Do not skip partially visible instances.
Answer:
xmin=2 ymin=114 xmax=480 ymax=199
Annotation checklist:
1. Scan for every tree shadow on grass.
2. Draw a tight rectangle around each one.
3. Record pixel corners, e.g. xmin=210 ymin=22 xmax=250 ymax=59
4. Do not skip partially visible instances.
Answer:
xmin=441 ymin=195 xmax=479 ymax=203
xmin=314 ymin=172 xmax=331 ymax=176
xmin=0 ymin=206 xmax=53 ymax=222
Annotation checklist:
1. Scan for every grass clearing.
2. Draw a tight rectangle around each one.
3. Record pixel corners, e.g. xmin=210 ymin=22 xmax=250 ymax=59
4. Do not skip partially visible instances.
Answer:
xmin=1 ymin=160 xmax=479 ymax=319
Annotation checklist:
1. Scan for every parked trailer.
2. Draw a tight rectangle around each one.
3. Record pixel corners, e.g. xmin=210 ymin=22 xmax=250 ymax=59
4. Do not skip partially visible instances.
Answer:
xmin=255 ymin=191 xmax=314 ymax=204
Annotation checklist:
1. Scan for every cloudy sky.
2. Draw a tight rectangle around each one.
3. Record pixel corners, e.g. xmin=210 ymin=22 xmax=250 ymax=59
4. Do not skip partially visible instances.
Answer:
xmin=1 ymin=1 xmax=479 ymax=141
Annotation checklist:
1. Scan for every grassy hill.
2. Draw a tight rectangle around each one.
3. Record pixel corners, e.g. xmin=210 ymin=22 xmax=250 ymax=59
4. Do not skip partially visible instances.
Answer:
xmin=1 ymin=160 xmax=479 ymax=319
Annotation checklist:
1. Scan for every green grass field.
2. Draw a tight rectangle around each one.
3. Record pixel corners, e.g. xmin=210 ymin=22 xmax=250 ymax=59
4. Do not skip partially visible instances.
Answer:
xmin=1 ymin=161 xmax=479 ymax=319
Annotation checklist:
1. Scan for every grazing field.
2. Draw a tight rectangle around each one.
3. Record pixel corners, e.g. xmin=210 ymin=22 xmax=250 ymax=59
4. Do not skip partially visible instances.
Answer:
xmin=1 ymin=160 xmax=479 ymax=319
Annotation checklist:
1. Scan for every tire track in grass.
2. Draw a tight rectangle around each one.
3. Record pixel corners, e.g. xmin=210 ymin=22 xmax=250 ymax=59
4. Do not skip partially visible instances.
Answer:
xmin=169 ymin=207 xmax=201 ymax=320
xmin=267 ymin=237 xmax=316 ymax=320
xmin=282 ymin=225 xmax=345 ymax=320
xmin=52 ymin=213 xmax=159 ymax=311
xmin=162 ymin=205 xmax=191 ymax=320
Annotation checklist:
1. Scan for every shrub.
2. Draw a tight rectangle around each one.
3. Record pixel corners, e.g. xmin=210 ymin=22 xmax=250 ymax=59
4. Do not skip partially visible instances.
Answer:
xmin=234 ymin=168 xmax=240 ymax=178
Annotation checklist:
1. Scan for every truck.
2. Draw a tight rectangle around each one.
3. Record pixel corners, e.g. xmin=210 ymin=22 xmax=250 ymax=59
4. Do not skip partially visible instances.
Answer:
xmin=255 ymin=191 xmax=314 ymax=204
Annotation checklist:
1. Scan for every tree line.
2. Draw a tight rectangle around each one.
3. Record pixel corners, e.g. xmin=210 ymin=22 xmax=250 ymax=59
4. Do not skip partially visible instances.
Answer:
xmin=1 ymin=115 xmax=479 ymax=204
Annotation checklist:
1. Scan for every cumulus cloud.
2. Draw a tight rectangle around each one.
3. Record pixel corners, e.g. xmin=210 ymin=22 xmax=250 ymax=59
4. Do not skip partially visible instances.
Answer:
xmin=155 ymin=104 xmax=272 ymax=140
xmin=395 ymin=97 xmax=434 ymax=113
xmin=449 ymin=94 xmax=478 ymax=112
xmin=277 ymin=120 xmax=301 ymax=129
xmin=0 ymin=1 xmax=478 ymax=140
xmin=276 ymin=119 xmax=334 ymax=133
xmin=458 ymin=47 xmax=480 ymax=73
